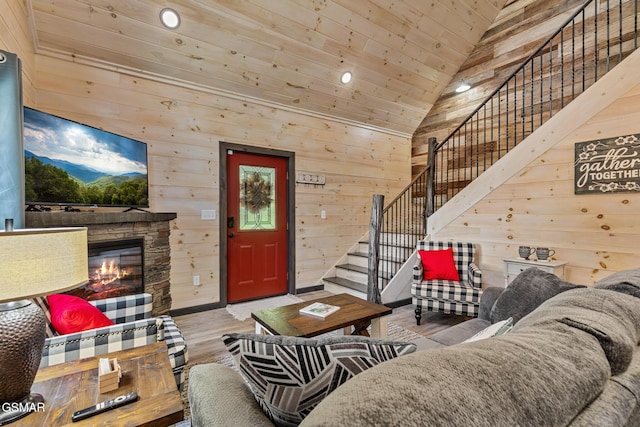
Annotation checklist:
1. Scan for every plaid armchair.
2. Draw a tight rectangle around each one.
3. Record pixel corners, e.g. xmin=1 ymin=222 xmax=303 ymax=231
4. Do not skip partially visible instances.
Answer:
xmin=33 ymin=293 xmax=188 ymax=390
xmin=412 ymin=241 xmax=482 ymax=324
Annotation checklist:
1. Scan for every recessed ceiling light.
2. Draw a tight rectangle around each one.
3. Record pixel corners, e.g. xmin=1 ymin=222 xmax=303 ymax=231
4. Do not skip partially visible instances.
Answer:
xmin=340 ymin=71 xmax=352 ymax=84
xmin=455 ymin=81 xmax=471 ymax=93
xmin=160 ymin=8 xmax=180 ymax=29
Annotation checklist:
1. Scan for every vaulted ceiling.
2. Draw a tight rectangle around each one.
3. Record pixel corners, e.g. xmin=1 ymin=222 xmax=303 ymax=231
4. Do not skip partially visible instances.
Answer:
xmin=26 ymin=0 xmax=506 ymax=135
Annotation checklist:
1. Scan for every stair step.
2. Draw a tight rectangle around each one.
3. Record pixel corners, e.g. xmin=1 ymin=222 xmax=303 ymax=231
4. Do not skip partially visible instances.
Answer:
xmin=322 ymin=276 xmax=367 ymax=294
xmin=349 ymin=251 xmax=404 ymax=263
xmin=356 ymin=243 xmax=414 ymax=261
xmin=335 ymin=263 xmax=393 ymax=280
xmin=336 ymin=263 xmax=367 ymax=274
xmin=359 ymin=239 xmax=417 ymax=250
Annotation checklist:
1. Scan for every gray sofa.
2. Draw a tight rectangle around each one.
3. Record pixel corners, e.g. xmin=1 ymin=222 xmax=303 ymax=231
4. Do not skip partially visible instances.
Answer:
xmin=189 ymin=268 xmax=640 ymax=426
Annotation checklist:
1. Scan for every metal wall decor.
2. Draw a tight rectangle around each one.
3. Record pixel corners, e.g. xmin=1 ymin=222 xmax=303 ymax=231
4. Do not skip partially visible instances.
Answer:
xmin=574 ymin=133 xmax=640 ymax=194
xmin=295 ymin=172 xmax=325 ymax=187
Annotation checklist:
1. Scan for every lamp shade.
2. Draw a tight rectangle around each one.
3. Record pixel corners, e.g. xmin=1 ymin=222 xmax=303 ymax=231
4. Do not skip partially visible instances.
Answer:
xmin=0 ymin=227 xmax=88 ymax=303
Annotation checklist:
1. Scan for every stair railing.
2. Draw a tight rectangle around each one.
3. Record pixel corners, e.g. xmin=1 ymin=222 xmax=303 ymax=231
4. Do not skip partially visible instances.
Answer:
xmin=369 ymin=0 xmax=639 ymax=299
xmin=428 ymin=0 xmax=639 ymax=213
xmin=369 ymin=171 xmax=429 ymax=299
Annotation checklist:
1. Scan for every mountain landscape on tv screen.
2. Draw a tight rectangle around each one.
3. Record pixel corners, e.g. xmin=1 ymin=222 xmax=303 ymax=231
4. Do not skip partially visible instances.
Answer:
xmin=26 ymin=150 xmax=111 ymax=182
xmin=25 ymin=151 xmax=148 ymax=207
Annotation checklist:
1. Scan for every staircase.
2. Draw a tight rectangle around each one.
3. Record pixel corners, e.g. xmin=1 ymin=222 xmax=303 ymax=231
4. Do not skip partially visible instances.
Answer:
xmin=322 ymin=233 xmax=416 ymax=299
xmin=322 ymin=0 xmax=640 ymax=303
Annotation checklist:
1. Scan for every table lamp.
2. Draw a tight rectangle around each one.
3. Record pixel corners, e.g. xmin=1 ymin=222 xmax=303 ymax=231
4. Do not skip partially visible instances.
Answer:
xmin=0 ymin=227 xmax=88 ymax=425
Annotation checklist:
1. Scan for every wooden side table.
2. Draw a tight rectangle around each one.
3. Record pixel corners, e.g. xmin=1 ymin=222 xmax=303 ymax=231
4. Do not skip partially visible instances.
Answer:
xmin=29 ymin=342 xmax=183 ymax=427
xmin=503 ymin=258 xmax=568 ymax=286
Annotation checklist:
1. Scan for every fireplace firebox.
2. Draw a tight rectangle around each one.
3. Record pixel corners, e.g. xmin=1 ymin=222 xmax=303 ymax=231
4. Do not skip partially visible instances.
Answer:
xmin=66 ymin=238 xmax=144 ymax=301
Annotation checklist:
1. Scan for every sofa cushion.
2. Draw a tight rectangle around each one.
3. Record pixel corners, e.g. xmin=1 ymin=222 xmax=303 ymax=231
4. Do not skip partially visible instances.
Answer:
xmin=418 ymin=248 xmax=460 ymax=281
xmin=593 ymin=268 xmax=640 ymax=298
xmin=569 ymin=346 xmax=640 ymax=427
xmin=490 ymin=267 xmax=584 ymax=324
xmin=47 ymin=294 xmax=114 ymax=335
xmin=188 ymin=364 xmax=273 ymax=427
xmin=514 ymin=288 xmax=640 ymax=375
xmin=301 ymin=319 xmax=611 ymax=427
xmin=223 ymin=333 xmax=416 ymax=427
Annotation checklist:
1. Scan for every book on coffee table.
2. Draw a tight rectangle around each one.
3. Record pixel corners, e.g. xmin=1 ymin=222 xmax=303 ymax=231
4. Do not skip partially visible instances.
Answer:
xmin=299 ymin=302 xmax=340 ymax=318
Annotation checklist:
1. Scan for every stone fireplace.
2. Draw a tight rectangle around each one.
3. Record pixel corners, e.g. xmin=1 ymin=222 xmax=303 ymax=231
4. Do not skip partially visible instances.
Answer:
xmin=25 ymin=211 xmax=177 ymax=315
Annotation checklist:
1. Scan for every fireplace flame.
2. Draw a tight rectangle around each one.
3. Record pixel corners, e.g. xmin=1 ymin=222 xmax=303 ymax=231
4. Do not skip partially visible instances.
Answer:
xmin=92 ymin=259 xmax=129 ymax=286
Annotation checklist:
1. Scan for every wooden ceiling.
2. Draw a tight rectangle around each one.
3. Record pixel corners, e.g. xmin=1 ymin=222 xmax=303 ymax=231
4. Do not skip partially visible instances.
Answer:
xmin=26 ymin=0 xmax=506 ymax=136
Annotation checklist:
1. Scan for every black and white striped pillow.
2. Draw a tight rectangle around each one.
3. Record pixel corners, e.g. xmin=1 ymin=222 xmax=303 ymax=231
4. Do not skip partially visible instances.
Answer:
xmin=223 ymin=333 xmax=416 ymax=427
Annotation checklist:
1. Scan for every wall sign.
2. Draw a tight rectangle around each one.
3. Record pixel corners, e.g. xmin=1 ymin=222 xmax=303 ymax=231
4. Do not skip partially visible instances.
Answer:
xmin=574 ymin=134 xmax=640 ymax=194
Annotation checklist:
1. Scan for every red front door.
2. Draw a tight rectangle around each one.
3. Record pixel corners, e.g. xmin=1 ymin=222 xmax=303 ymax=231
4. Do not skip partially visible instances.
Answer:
xmin=226 ymin=151 xmax=288 ymax=303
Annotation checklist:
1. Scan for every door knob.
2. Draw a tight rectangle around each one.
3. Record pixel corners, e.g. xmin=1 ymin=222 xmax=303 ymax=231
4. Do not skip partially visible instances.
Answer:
xmin=228 ymin=232 xmax=235 ymax=238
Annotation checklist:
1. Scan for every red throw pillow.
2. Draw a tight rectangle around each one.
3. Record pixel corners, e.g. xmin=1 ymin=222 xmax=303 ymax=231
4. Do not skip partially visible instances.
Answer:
xmin=47 ymin=294 xmax=114 ymax=335
xmin=418 ymin=248 xmax=461 ymax=281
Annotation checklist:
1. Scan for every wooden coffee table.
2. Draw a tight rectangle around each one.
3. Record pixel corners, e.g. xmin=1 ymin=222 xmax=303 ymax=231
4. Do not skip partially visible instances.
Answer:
xmin=252 ymin=293 xmax=392 ymax=338
xmin=29 ymin=342 xmax=183 ymax=426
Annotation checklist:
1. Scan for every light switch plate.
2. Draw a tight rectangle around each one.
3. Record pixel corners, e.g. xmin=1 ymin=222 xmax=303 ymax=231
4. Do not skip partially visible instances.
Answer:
xmin=201 ymin=209 xmax=216 ymax=220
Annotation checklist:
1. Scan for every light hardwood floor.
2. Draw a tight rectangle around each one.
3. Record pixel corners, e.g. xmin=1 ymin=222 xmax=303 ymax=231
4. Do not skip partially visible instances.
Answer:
xmin=173 ymin=291 xmax=468 ymax=365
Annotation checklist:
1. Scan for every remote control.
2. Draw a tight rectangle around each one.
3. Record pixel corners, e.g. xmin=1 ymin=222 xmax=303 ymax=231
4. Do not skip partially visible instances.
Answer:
xmin=71 ymin=392 xmax=139 ymax=422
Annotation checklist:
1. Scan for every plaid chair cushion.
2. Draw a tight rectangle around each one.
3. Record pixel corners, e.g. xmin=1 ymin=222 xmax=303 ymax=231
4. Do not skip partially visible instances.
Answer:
xmin=412 ymin=296 xmax=480 ymax=317
xmin=411 ymin=281 xmax=481 ymax=303
xmin=90 ymin=293 xmax=152 ymax=324
xmin=32 ymin=296 xmax=56 ymax=338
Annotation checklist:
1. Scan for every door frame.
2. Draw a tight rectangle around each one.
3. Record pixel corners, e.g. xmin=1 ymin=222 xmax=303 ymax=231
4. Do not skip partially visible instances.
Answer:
xmin=219 ymin=142 xmax=296 ymax=305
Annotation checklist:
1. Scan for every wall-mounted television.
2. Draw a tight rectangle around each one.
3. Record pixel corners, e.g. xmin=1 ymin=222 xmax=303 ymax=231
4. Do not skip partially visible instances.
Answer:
xmin=23 ymin=107 xmax=149 ymax=209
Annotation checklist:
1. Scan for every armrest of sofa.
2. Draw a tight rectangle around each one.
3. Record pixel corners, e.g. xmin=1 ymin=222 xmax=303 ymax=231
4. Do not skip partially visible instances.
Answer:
xmin=468 ymin=262 xmax=482 ymax=288
xmin=188 ymin=364 xmax=273 ymax=427
xmin=90 ymin=293 xmax=153 ymax=324
xmin=478 ymin=287 xmax=505 ymax=321
xmin=412 ymin=257 xmax=423 ymax=283
xmin=40 ymin=318 xmax=160 ymax=368
xmin=159 ymin=315 xmax=189 ymax=389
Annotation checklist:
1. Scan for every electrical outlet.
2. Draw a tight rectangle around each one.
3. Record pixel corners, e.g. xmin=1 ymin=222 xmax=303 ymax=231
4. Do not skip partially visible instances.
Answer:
xmin=321 ymin=210 xmax=327 ymax=219
xmin=193 ymin=275 xmax=200 ymax=286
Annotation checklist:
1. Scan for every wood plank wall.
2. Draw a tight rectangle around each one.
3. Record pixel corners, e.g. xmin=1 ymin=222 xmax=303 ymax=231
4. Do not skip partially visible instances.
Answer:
xmin=20 ymin=54 xmax=409 ymax=310
xmin=412 ymin=0 xmax=591 ymax=175
xmin=0 ymin=0 xmax=35 ymax=103
xmin=1 ymin=4 xmax=411 ymax=310
xmin=429 ymin=49 xmax=640 ymax=288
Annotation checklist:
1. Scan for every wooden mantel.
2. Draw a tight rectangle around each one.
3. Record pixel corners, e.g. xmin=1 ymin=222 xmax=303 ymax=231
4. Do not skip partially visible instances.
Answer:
xmin=25 ymin=211 xmax=177 ymax=227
